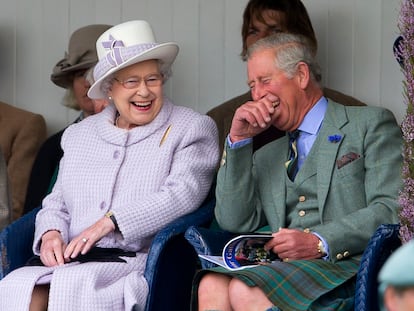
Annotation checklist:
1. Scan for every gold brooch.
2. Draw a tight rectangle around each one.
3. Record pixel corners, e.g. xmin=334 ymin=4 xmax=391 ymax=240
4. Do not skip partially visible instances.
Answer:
xmin=159 ymin=125 xmax=172 ymax=147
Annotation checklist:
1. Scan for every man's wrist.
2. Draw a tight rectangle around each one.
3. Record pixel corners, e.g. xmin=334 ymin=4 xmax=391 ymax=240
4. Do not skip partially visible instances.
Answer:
xmin=317 ymin=239 xmax=327 ymax=256
xmin=227 ymin=134 xmax=252 ymax=149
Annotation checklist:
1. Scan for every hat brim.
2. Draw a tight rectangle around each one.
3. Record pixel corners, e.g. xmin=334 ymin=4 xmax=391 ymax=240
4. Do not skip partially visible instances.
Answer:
xmin=88 ymin=42 xmax=179 ymax=99
xmin=51 ymin=60 xmax=97 ymax=89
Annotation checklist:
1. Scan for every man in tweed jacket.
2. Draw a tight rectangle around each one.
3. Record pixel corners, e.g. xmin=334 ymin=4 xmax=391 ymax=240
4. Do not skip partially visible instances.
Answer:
xmin=0 ymin=101 xmax=47 ymax=220
xmin=195 ymin=33 xmax=402 ymax=311
xmin=0 ymin=148 xmax=11 ymax=230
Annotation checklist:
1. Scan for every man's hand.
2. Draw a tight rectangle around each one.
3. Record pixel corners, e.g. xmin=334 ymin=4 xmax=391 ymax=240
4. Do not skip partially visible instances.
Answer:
xmin=229 ymin=95 xmax=280 ymax=142
xmin=265 ymin=228 xmax=323 ymax=261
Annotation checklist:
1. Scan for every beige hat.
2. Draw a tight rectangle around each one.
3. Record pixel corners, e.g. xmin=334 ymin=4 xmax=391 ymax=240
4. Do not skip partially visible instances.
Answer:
xmin=51 ymin=24 xmax=112 ymax=89
xmin=88 ymin=20 xmax=179 ymax=99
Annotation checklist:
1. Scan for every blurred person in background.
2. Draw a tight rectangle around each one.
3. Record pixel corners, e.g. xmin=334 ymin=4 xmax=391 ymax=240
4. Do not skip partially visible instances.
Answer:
xmin=0 ymin=147 xmax=11 ymax=229
xmin=23 ymin=24 xmax=111 ymax=215
xmin=379 ymin=239 xmax=414 ymax=311
xmin=0 ymin=101 xmax=46 ymax=220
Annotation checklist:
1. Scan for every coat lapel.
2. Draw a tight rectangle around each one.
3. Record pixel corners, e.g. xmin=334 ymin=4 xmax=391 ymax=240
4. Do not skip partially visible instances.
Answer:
xmin=316 ymin=101 xmax=349 ymax=217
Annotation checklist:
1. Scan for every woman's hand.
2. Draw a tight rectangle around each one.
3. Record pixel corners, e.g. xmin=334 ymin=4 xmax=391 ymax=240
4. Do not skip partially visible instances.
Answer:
xmin=40 ymin=230 xmax=67 ymax=267
xmin=265 ymin=228 xmax=322 ymax=261
xmin=63 ymin=216 xmax=115 ymax=261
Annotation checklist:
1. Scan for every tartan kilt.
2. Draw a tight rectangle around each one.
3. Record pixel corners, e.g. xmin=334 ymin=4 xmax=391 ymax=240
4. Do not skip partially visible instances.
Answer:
xmin=191 ymin=258 xmax=360 ymax=311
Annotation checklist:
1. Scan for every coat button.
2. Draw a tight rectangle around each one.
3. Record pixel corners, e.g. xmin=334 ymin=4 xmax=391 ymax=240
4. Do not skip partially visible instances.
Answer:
xmin=298 ymin=210 xmax=306 ymax=217
xmin=299 ymin=195 xmax=306 ymax=202
xmin=343 ymin=251 xmax=350 ymax=257
xmin=336 ymin=253 xmax=343 ymax=260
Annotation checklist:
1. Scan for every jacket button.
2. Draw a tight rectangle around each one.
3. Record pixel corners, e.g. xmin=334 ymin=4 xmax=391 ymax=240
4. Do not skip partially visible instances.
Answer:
xmin=343 ymin=251 xmax=350 ymax=257
xmin=299 ymin=195 xmax=306 ymax=202
xmin=336 ymin=253 xmax=343 ymax=260
xmin=298 ymin=210 xmax=306 ymax=217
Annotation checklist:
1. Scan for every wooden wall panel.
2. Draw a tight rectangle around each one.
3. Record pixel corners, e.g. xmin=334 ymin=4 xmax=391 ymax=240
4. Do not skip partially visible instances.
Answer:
xmin=381 ymin=0 xmax=405 ymax=123
xmin=354 ymin=0 xmax=382 ymax=106
xmin=198 ymin=0 xmax=225 ymax=113
xmin=0 ymin=2 xmax=16 ymax=107
xmin=0 ymin=0 xmax=405 ymax=134
xmin=223 ymin=0 xmax=249 ymax=102
xmin=169 ymin=0 xmax=198 ymax=110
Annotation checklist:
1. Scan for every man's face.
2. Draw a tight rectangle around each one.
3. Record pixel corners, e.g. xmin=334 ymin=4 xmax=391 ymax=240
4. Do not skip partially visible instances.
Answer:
xmin=247 ymin=48 xmax=304 ymax=132
xmin=384 ymin=287 xmax=414 ymax=311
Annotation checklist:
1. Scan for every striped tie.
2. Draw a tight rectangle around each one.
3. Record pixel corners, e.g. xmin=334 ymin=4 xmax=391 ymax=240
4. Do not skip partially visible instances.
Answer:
xmin=285 ymin=130 xmax=300 ymax=180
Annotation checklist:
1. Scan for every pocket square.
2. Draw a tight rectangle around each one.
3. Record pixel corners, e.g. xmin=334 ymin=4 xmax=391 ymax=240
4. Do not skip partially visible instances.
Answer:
xmin=336 ymin=152 xmax=360 ymax=169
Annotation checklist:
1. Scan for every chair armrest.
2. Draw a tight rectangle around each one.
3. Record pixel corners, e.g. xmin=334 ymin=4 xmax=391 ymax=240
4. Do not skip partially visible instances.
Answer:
xmin=184 ymin=226 xmax=236 ymax=269
xmin=354 ymin=223 xmax=401 ymax=311
xmin=0 ymin=206 xmax=40 ymax=279
xmin=144 ymin=196 xmax=215 ymax=280
xmin=143 ymin=196 xmax=215 ymax=311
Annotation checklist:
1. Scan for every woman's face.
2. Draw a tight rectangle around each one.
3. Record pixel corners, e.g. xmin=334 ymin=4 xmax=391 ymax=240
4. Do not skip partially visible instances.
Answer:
xmin=246 ymin=9 xmax=286 ymax=49
xmin=72 ymin=70 xmax=95 ymax=117
xmin=109 ymin=59 xmax=163 ymax=129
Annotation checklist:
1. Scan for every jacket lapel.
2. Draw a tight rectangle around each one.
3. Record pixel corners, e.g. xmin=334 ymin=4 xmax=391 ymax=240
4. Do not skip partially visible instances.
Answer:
xmin=316 ymin=101 xmax=349 ymax=216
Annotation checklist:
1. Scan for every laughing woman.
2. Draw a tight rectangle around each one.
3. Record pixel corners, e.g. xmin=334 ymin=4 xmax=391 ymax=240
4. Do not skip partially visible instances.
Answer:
xmin=0 ymin=20 xmax=219 ymax=311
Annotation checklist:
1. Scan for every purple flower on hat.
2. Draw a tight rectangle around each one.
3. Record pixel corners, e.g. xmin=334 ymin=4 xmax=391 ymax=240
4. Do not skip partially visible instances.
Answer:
xmin=102 ymin=35 xmax=125 ymax=66
xmin=328 ymin=134 xmax=342 ymax=143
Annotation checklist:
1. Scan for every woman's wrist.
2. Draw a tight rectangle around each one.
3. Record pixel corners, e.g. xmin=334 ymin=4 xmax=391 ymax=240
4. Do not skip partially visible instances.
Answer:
xmin=105 ymin=211 xmax=119 ymax=231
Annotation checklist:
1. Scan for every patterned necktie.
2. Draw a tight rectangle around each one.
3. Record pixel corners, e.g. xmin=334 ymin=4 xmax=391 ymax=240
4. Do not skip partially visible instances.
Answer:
xmin=285 ymin=130 xmax=300 ymax=180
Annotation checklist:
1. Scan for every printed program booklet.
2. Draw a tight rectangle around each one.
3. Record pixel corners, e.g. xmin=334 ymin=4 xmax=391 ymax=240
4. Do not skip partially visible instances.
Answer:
xmin=199 ymin=234 xmax=280 ymax=271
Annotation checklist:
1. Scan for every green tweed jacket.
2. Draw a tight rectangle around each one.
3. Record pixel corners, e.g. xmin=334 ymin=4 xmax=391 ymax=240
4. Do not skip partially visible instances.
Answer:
xmin=215 ymin=100 xmax=402 ymax=263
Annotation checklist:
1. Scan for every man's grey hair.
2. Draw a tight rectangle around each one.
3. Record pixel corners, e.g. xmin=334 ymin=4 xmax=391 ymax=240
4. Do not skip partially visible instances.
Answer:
xmin=246 ymin=32 xmax=322 ymax=84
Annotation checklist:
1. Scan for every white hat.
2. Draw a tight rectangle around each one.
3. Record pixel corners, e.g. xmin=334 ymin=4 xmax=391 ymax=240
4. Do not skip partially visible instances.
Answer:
xmin=88 ymin=20 xmax=179 ymax=99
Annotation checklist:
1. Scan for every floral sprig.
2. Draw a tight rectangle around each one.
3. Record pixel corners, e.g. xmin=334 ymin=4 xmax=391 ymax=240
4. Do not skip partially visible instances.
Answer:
xmin=328 ymin=134 xmax=342 ymax=143
xmin=396 ymin=0 xmax=414 ymax=244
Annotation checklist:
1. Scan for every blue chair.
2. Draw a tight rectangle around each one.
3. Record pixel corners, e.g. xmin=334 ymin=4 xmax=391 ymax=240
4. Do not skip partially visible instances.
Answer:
xmin=0 ymin=193 xmax=216 ymax=311
xmin=354 ymin=223 xmax=401 ymax=311
xmin=184 ymin=223 xmax=402 ymax=311
xmin=184 ymin=226 xmax=236 ymax=269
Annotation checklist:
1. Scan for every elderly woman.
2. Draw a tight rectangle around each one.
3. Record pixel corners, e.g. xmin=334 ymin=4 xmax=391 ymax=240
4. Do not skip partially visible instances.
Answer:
xmin=0 ymin=20 xmax=219 ymax=311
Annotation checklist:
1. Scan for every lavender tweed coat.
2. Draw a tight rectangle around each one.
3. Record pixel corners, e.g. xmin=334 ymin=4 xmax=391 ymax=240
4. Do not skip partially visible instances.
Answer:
xmin=0 ymin=99 xmax=219 ymax=311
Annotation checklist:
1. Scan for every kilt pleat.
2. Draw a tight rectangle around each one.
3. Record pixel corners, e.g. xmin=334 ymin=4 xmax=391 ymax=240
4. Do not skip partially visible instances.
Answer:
xmin=191 ymin=258 xmax=360 ymax=311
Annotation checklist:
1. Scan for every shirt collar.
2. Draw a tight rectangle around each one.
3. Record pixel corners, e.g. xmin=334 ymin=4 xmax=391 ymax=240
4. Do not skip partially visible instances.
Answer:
xmin=298 ymin=96 xmax=328 ymax=135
